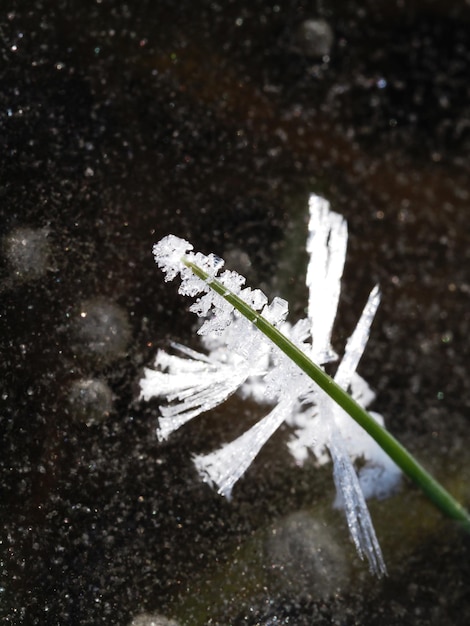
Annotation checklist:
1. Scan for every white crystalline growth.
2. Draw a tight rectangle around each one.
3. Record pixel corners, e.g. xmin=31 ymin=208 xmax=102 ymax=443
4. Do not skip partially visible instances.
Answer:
xmin=139 ymin=241 xmax=288 ymax=442
xmin=288 ymin=286 xmax=401 ymax=494
xmin=328 ymin=431 xmax=386 ymax=576
xmin=141 ymin=193 xmax=401 ymax=576
xmin=194 ymin=399 xmax=293 ymax=499
xmin=306 ymin=194 xmax=347 ymax=364
xmin=194 ymin=318 xmax=314 ymax=499
xmin=152 ymin=235 xmax=194 ymax=282
xmin=139 ymin=344 xmax=257 ymax=440
xmin=309 ymin=283 xmax=388 ymax=575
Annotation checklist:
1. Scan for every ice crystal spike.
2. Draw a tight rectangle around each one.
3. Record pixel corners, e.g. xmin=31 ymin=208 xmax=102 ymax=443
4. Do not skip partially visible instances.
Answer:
xmin=329 ymin=433 xmax=387 ymax=576
xmin=142 ymin=193 xmax=402 ymax=576
xmin=307 ymin=194 xmax=347 ymax=363
xmin=334 ymin=284 xmax=381 ymax=389
xmin=194 ymin=400 xmax=292 ymax=499
xmin=139 ymin=345 xmax=257 ymax=440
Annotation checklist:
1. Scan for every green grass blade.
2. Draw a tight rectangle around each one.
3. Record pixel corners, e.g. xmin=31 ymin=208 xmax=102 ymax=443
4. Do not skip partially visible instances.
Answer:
xmin=184 ymin=258 xmax=470 ymax=530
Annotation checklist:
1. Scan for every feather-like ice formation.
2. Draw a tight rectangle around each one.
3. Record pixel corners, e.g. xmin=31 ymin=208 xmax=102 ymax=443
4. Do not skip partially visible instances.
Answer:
xmin=288 ymin=283 xmax=401 ymax=501
xmin=139 ymin=348 xmax=245 ymax=440
xmin=139 ymin=343 xmax=268 ymax=440
xmin=307 ymin=285 xmax=388 ymax=574
xmin=194 ymin=399 xmax=292 ymax=499
xmin=141 ymin=193 xmax=401 ymax=576
xmin=194 ymin=319 xmax=315 ymax=496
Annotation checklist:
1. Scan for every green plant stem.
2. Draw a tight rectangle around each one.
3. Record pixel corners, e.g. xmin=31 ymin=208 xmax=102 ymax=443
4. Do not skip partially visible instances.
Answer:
xmin=184 ymin=258 xmax=470 ymax=531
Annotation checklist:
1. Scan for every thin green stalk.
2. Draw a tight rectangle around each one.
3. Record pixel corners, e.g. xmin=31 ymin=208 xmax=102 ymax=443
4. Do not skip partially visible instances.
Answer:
xmin=184 ymin=258 xmax=470 ymax=530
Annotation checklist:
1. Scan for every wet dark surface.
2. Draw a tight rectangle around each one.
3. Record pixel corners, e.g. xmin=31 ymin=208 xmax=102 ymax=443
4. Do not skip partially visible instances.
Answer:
xmin=1 ymin=1 xmax=470 ymax=624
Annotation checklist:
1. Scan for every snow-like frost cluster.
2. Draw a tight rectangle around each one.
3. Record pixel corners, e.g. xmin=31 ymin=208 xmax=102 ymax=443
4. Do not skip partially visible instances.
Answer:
xmin=140 ymin=194 xmax=401 ymax=576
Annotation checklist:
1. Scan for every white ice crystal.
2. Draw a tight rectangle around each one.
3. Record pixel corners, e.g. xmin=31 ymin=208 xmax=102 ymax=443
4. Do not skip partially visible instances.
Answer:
xmin=140 ymin=344 xmax=255 ymax=440
xmin=194 ymin=399 xmax=293 ymax=499
xmin=140 ymin=194 xmax=401 ymax=575
xmin=306 ymin=194 xmax=347 ymax=363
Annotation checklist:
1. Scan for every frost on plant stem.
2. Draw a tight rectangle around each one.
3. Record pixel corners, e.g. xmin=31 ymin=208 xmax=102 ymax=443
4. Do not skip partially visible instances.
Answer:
xmin=140 ymin=194 xmax=401 ymax=576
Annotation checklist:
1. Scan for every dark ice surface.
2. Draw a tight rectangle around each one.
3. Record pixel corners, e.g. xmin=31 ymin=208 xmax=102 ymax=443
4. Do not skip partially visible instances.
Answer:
xmin=1 ymin=1 xmax=469 ymax=624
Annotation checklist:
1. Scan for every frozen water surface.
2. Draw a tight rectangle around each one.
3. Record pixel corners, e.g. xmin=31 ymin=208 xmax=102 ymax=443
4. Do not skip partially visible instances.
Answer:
xmin=2 ymin=1 xmax=470 ymax=624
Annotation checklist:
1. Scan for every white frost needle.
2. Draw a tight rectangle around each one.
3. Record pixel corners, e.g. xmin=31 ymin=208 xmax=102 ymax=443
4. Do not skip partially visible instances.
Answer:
xmin=141 ymin=194 xmax=402 ymax=575
xmin=194 ymin=399 xmax=293 ymax=499
xmin=306 ymin=194 xmax=347 ymax=363
xmin=328 ymin=431 xmax=387 ymax=576
xmin=139 ymin=344 xmax=253 ymax=441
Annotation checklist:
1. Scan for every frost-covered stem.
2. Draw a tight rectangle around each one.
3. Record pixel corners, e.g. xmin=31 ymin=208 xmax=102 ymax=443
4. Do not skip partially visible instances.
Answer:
xmin=184 ymin=258 xmax=470 ymax=531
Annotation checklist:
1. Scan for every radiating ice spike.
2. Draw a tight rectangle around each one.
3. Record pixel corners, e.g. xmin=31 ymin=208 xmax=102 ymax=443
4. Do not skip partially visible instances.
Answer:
xmin=307 ymin=194 xmax=347 ymax=362
xmin=193 ymin=400 xmax=291 ymax=498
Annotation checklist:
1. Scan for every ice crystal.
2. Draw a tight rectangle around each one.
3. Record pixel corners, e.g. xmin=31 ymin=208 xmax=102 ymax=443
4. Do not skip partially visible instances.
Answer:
xmin=140 ymin=194 xmax=401 ymax=576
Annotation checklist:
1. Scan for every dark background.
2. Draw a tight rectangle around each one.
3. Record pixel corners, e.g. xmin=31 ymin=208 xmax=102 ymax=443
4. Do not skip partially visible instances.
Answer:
xmin=1 ymin=1 xmax=469 ymax=624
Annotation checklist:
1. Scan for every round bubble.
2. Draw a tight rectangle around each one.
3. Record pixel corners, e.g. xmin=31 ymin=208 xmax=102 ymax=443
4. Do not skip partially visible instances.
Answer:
xmin=264 ymin=510 xmax=350 ymax=598
xmin=3 ymin=227 xmax=51 ymax=282
xmin=292 ymin=19 xmax=334 ymax=58
xmin=67 ymin=378 xmax=113 ymax=426
xmin=71 ymin=298 xmax=131 ymax=366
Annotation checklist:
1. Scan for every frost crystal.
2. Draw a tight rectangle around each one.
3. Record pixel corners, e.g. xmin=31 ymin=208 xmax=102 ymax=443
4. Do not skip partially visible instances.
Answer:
xmin=194 ymin=400 xmax=292 ymax=499
xmin=141 ymin=194 xmax=401 ymax=576
xmin=306 ymin=194 xmax=347 ymax=363
xmin=140 ymin=345 xmax=253 ymax=440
